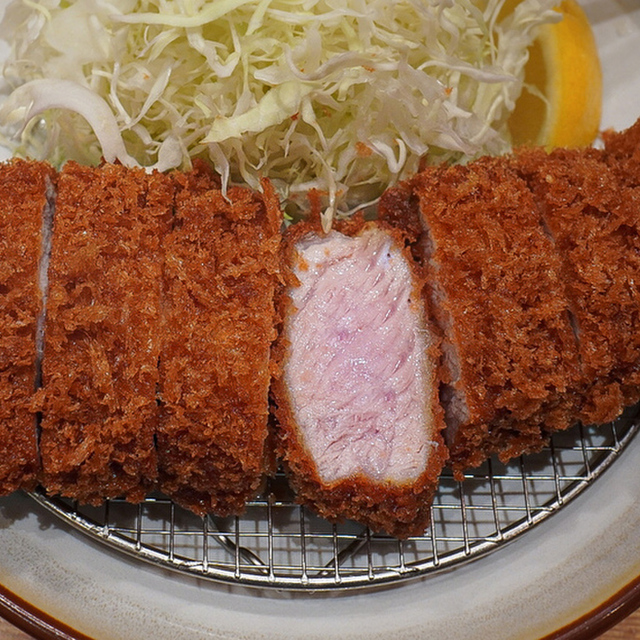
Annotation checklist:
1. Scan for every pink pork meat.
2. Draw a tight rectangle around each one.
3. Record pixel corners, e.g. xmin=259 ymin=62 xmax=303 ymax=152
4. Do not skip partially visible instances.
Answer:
xmin=273 ymin=218 xmax=447 ymax=538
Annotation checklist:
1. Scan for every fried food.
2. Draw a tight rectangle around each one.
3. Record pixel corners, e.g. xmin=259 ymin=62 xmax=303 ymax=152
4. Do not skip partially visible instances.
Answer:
xmin=38 ymin=162 xmax=173 ymax=504
xmin=514 ymin=146 xmax=640 ymax=423
xmin=157 ymin=172 xmax=282 ymax=517
xmin=379 ymin=157 xmax=581 ymax=476
xmin=601 ymin=118 xmax=640 ymax=186
xmin=0 ymin=159 xmax=55 ymax=494
xmin=272 ymin=216 xmax=447 ymax=537
xmin=1 ymin=116 xmax=640 ymax=536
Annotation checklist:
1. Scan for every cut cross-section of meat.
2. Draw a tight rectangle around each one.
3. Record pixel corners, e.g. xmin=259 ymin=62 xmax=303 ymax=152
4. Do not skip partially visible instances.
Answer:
xmin=380 ymin=157 xmax=580 ymax=476
xmin=0 ymin=159 xmax=56 ymax=495
xmin=39 ymin=162 xmax=173 ymax=504
xmin=273 ymin=218 xmax=447 ymax=538
xmin=157 ymin=174 xmax=282 ymax=517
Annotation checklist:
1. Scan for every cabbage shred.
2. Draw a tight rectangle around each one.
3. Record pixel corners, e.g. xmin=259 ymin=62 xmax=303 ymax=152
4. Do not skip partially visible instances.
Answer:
xmin=0 ymin=0 xmax=559 ymax=225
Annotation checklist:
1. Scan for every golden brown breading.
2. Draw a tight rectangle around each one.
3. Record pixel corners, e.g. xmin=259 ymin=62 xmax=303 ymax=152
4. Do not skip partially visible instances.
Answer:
xmin=380 ymin=157 xmax=581 ymax=476
xmin=514 ymin=146 xmax=640 ymax=423
xmin=157 ymin=175 xmax=282 ymax=517
xmin=601 ymin=118 xmax=640 ymax=187
xmin=272 ymin=216 xmax=447 ymax=538
xmin=0 ymin=159 xmax=55 ymax=494
xmin=38 ymin=162 xmax=173 ymax=504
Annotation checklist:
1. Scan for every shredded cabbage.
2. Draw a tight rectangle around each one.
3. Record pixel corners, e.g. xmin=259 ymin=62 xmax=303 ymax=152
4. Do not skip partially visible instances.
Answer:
xmin=0 ymin=0 xmax=560 ymax=226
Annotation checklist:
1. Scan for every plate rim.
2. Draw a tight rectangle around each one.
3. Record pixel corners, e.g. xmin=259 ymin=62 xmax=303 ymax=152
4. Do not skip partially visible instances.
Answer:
xmin=543 ymin=574 xmax=640 ymax=639
xmin=2 ymin=536 xmax=640 ymax=640
xmin=0 ymin=582 xmax=85 ymax=640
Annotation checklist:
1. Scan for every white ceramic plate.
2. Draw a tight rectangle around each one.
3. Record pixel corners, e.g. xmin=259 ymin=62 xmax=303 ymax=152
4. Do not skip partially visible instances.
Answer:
xmin=1 ymin=1 xmax=640 ymax=638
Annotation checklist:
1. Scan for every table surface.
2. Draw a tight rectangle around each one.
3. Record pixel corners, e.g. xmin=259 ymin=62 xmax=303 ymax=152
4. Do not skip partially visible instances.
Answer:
xmin=1 ymin=605 xmax=639 ymax=639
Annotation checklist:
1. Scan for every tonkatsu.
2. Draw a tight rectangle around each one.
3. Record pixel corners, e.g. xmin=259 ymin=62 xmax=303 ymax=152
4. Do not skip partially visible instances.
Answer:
xmin=38 ymin=162 xmax=173 ymax=504
xmin=272 ymin=216 xmax=447 ymax=537
xmin=514 ymin=146 xmax=640 ymax=424
xmin=0 ymin=116 xmax=638 ymax=537
xmin=0 ymin=159 xmax=55 ymax=494
xmin=379 ymin=156 xmax=581 ymax=476
xmin=157 ymin=170 xmax=282 ymax=517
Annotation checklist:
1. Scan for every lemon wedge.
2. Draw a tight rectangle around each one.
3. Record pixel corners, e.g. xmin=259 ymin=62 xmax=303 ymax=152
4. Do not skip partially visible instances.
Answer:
xmin=508 ymin=0 xmax=602 ymax=149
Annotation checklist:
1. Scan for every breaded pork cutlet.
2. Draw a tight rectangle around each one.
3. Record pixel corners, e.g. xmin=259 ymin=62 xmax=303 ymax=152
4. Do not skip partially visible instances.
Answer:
xmin=157 ymin=175 xmax=282 ymax=517
xmin=380 ymin=157 xmax=580 ymax=476
xmin=0 ymin=160 xmax=55 ymax=494
xmin=272 ymin=217 xmax=447 ymax=538
xmin=39 ymin=162 xmax=173 ymax=504
xmin=601 ymin=117 xmax=640 ymax=186
xmin=514 ymin=146 xmax=640 ymax=422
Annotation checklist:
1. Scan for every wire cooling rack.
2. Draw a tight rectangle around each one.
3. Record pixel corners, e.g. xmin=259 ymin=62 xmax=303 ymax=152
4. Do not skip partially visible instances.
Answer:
xmin=29 ymin=407 xmax=639 ymax=591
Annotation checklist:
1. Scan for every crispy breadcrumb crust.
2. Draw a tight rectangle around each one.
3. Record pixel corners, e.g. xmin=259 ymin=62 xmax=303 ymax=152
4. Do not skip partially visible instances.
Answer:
xmin=381 ymin=157 xmax=581 ymax=476
xmin=272 ymin=215 xmax=447 ymax=538
xmin=0 ymin=116 xmax=637 ymax=531
xmin=514 ymin=146 xmax=640 ymax=423
xmin=39 ymin=162 xmax=173 ymax=504
xmin=157 ymin=174 xmax=282 ymax=517
xmin=601 ymin=118 xmax=640 ymax=187
xmin=0 ymin=159 xmax=55 ymax=494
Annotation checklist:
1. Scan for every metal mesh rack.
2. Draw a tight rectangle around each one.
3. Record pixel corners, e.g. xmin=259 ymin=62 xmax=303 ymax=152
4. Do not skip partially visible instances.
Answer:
xmin=30 ymin=406 xmax=639 ymax=591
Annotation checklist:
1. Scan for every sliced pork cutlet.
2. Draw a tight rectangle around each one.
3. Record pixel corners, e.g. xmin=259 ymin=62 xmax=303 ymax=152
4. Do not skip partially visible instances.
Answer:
xmin=158 ymin=177 xmax=282 ymax=517
xmin=272 ymin=218 xmax=447 ymax=538
xmin=380 ymin=157 xmax=581 ymax=477
xmin=0 ymin=159 xmax=55 ymax=494
xmin=514 ymin=146 xmax=640 ymax=422
xmin=601 ymin=116 xmax=640 ymax=186
xmin=39 ymin=162 xmax=173 ymax=504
